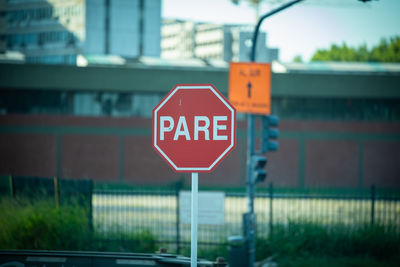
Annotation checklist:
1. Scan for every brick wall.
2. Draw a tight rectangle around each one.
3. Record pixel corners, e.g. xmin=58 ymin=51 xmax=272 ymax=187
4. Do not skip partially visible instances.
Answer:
xmin=1 ymin=114 xmax=399 ymax=188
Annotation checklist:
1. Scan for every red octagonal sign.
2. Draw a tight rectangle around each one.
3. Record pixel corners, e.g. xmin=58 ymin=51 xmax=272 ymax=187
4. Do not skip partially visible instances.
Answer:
xmin=152 ymin=84 xmax=236 ymax=173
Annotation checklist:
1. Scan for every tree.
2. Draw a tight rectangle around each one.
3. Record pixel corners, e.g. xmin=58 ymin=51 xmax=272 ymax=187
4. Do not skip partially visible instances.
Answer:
xmin=370 ymin=37 xmax=400 ymax=62
xmin=292 ymin=54 xmax=303 ymax=62
xmin=311 ymin=36 xmax=400 ymax=63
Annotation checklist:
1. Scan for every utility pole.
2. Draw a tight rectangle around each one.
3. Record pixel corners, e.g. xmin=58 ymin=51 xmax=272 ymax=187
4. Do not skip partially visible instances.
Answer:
xmin=246 ymin=1 xmax=304 ymax=267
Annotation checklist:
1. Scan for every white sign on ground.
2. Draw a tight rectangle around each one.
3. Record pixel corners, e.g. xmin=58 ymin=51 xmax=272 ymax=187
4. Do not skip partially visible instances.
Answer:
xmin=179 ymin=191 xmax=225 ymax=225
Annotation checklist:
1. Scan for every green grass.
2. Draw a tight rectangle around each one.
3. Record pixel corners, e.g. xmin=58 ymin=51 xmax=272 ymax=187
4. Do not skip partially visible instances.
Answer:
xmin=256 ymin=221 xmax=400 ymax=266
xmin=0 ymin=197 xmax=156 ymax=253
xmin=92 ymin=230 xmax=156 ymax=253
xmin=0 ymin=198 xmax=92 ymax=250
xmin=179 ymin=243 xmax=228 ymax=261
xmin=1 ymin=196 xmax=400 ymax=266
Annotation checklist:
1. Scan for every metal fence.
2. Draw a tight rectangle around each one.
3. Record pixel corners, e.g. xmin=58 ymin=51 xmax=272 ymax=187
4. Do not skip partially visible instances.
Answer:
xmin=2 ymin=175 xmax=399 ymax=255
xmin=92 ymin=184 xmax=400 ymax=255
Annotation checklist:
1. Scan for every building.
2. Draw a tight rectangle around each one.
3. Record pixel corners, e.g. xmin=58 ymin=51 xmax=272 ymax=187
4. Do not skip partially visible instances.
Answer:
xmin=193 ymin=22 xmax=234 ymax=61
xmin=161 ymin=19 xmax=195 ymax=59
xmin=1 ymin=61 xmax=399 ymax=189
xmin=161 ymin=19 xmax=279 ymax=62
xmin=237 ymin=31 xmax=279 ymax=62
xmin=0 ymin=0 xmax=161 ymax=64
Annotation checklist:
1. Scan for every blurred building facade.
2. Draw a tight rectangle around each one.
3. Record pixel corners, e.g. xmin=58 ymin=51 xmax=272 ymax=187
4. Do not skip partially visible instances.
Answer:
xmin=0 ymin=0 xmax=161 ymax=64
xmin=161 ymin=19 xmax=279 ymax=62
xmin=1 ymin=61 xmax=399 ymax=189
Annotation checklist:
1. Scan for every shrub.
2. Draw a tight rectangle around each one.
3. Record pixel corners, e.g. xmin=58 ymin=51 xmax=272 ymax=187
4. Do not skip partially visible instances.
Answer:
xmin=93 ymin=229 xmax=156 ymax=253
xmin=0 ymin=198 xmax=156 ymax=253
xmin=0 ymin=198 xmax=92 ymax=250
xmin=256 ymin=221 xmax=400 ymax=263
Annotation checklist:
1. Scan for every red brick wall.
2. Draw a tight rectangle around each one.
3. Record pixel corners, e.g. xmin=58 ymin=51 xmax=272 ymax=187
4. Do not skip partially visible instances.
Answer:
xmin=0 ymin=133 xmax=57 ymax=177
xmin=1 ymin=114 xmax=399 ymax=188
xmin=124 ymin=135 xmax=175 ymax=184
xmin=265 ymin=139 xmax=299 ymax=187
xmin=61 ymin=135 xmax=120 ymax=181
xmin=363 ymin=141 xmax=400 ymax=187
xmin=305 ymin=140 xmax=359 ymax=188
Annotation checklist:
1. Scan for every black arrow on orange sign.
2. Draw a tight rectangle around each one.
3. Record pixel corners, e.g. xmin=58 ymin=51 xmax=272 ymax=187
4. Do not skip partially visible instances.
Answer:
xmin=247 ymin=81 xmax=252 ymax=98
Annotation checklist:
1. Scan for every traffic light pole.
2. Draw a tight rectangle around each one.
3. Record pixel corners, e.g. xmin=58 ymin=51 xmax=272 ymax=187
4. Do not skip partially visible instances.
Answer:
xmin=246 ymin=114 xmax=256 ymax=267
xmin=250 ymin=0 xmax=304 ymax=63
xmin=247 ymin=114 xmax=255 ymax=214
xmin=246 ymin=1 xmax=304 ymax=267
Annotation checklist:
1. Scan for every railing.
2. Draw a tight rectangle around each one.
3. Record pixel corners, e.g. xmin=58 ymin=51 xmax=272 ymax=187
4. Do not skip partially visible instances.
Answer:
xmin=92 ymin=185 xmax=400 ymax=254
xmin=1 ymin=175 xmax=399 ymax=255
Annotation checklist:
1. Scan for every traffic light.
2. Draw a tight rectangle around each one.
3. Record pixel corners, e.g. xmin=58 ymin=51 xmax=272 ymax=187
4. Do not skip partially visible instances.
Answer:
xmin=261 ymin=115 xmax=279 ymax=153
xmin=250 ymin=155 xmax=267 ymax=184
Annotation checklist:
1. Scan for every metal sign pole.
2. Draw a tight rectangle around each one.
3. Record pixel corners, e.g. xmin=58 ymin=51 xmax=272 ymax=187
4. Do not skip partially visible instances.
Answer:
xmin=191 ymin=172 xmax=198 ymax=267
xmin=246 ymin=114 xmax=256 ymax=267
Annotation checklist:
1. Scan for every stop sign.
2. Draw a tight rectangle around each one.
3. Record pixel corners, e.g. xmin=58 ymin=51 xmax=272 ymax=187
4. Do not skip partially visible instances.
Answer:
xmin=152 ymin=84 xmax=236 ymax=173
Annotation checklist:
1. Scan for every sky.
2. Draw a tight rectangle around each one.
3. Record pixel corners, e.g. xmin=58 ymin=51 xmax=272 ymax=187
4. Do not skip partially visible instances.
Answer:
xmin=162 ymin=0 xmax=400 ymax=62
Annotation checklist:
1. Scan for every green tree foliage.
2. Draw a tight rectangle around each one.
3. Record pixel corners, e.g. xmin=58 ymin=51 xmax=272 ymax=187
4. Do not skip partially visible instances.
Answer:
xmin=292 ymin=54 xmax=303 ymax=63
xmin=311 ymin=36 xmax=400 ymax=62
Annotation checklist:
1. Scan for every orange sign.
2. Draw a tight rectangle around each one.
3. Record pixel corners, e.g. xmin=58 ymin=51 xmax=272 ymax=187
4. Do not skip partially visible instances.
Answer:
xmin=228 ymin=62 xmax=271 ymax=115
